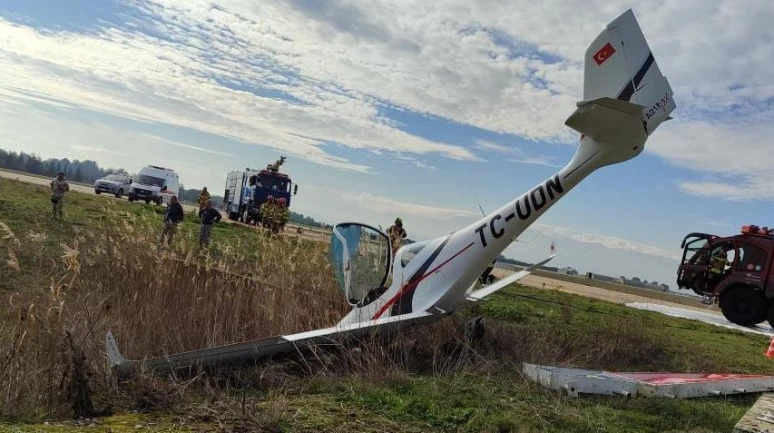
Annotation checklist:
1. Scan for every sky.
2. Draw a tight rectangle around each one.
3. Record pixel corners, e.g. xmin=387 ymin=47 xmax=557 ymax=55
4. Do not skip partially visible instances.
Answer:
xmin=0 ymin=0 xmax=773 ymax=290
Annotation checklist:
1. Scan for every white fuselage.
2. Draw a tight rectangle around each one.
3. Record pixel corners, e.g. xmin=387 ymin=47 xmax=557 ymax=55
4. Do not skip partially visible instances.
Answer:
xmin=337 ymin=135 xmax=620 ymax=327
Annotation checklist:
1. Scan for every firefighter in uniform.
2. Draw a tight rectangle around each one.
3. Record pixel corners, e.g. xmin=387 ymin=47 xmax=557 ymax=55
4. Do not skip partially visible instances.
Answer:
xmin=260 ymin=196 xmax=276 ymax=230
xmin=708 ymin=248 xmax=729 ymax=289
xmin=276 ymin=198 xmax=289 ymax=233
xmin=197 ymin=187 xmax=211 ymax=217
xmin=387 ymin=218 xmax=407 ymax=257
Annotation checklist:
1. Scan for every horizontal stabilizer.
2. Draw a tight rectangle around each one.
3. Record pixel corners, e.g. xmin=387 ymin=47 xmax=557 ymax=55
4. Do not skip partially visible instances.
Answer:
xmin=576 ymin=97 xmax=645 ymax=115
xmin=565 ymin=98 xmax=646 ymax=142
xmin=467 ymin=254 xmax=556 ymax=302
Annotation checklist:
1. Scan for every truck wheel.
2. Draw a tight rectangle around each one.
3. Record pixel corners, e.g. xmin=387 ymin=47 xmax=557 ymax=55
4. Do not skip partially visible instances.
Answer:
xmin=115 ymin=189 xmax=123 ymax=199
xmin=719 ymin=287 xmax=765 ymax=326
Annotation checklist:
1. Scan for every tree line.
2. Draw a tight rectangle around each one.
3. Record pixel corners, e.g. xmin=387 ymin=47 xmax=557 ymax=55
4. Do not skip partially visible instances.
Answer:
xmin=0 ymin=149 xmax=127 ymax=183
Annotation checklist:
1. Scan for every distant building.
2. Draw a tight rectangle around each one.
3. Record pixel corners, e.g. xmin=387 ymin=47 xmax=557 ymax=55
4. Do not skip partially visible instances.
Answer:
xmin=585 ymin=272 xmax=619 ymax=283
xmin=618 ymin=277 xmax=670 ymax=292
xmin=557 ymin=266 xmax=578 ymax=276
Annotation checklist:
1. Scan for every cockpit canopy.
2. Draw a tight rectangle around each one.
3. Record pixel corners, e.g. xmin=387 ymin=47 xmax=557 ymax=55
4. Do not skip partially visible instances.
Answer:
xmin=329 ymin=223 xmax=391 ymax=306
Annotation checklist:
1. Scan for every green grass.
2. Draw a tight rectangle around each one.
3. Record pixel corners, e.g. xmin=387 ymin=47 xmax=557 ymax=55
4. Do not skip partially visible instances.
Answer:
xmin=0 ymin=177 xmax=294 ymax=292
xmin=1 ymin=177 xmax=771 ymax=432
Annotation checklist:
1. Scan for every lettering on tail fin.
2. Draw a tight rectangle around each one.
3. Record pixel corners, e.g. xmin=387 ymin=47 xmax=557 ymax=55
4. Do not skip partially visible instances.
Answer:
xmin=476 ymin=175 xmax=565 ymax=248
xmin=646 ymin=92 xmax=671 ymax=119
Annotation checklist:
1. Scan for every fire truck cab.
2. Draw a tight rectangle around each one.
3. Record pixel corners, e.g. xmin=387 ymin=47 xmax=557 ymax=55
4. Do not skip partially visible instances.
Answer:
xmin=677 ymin=225 xmax=774 ymax=328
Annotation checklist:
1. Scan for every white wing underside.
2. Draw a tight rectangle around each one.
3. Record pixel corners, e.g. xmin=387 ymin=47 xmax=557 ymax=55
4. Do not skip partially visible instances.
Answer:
xmin=107 ymin=310 xmax=439 ymax=377
xmin=466 ymin=254 xmax=556 ymax=302
xmin=107 ymin=255 xmax=554 ymax=376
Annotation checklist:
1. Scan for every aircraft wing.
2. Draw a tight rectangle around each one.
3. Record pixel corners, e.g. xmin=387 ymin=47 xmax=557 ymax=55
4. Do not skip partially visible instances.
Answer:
xmin=107 ymin=310 xmax=440 ymax=378
xmin=466 ymin=254 xmax=556 ymax=302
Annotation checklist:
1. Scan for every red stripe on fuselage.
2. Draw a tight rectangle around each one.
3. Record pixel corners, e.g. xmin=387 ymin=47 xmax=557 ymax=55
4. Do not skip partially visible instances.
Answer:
xmin=371 ymin=242 xmax=475 ymax=320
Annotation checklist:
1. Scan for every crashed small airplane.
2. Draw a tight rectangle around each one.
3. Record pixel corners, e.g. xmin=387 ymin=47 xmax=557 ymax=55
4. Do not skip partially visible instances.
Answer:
xmin=106 ymin=8 xmax=676 ymax=377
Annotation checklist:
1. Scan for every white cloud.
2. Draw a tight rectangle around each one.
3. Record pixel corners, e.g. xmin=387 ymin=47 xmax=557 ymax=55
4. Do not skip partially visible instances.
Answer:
xmin=475 ymin=139 xmax=561 ymax=167
xmin=70 ymin=145 xmax=122 ymax=155
xmin=648 ymin=118 xmax=774 ymax=201
xmin=531 ymin=223 xmax=681 ymax=260
xmin=507 ymin=156 xmax=562 ymax=168
xmin=339 ymin=191 xmax=479 ymax=220
xmin=0 ymin=13 xmax=480 ymax=174
xmin=0 ymin=0 xmax=772 ymax=193
xmin=136 ymin=133 xmax=236 ymax=158
xmin=474 ymin=139 xmax=514 ymax=154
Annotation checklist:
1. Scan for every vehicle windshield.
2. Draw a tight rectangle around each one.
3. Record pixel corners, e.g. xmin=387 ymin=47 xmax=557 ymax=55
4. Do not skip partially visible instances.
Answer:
xmin=104 ymin=174 xmax=124 ymax=181
xmin=257 ymin=176 xmax=289 ymax=193
xmin=136 ymin=174 xmax=164 ymax=187
xmin=330 ymin=223 xmax=390 ymax=305
xmin=683 ymin=237 xmax=710 ymax=265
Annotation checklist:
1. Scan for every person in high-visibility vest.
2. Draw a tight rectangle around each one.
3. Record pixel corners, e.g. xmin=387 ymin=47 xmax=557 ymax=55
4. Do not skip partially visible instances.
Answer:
xmin=260 ymin=196 xmax=276 ymax=229
xmin=707 ymin=248 xmax=729 ymax=289
xmin=276 ymin=198 xmax=289 ymax=233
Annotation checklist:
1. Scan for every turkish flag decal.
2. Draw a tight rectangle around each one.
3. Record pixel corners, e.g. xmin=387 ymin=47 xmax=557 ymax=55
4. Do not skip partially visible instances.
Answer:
xmin=593 ymin=42 xmax=616 ymax=65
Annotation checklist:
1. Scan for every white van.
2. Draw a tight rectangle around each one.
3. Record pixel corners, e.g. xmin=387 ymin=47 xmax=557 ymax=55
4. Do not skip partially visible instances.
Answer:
xmin=128 ymin=165 xmax=180 ymax=205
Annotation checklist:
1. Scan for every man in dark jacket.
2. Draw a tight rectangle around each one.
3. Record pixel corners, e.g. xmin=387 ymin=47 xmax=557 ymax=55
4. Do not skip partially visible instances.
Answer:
xmin=160 ymin=196 xmax=184 ymax=245
xmin=199 ymin=199 xmax=222 ymax=248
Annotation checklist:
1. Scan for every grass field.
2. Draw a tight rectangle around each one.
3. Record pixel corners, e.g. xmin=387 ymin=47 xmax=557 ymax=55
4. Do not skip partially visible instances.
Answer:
xmin=0 ymin=177 xmax=771 ymax=432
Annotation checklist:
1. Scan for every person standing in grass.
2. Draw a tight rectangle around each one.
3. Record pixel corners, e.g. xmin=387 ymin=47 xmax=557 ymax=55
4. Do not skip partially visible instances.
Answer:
xmin=199 ymin=199 xmax=222 ymax=248
xmin=197 ymin=187 xmax=211 ymax=218
xmin=160 ymin=195 xmax=184 ymax=245
xmin=50 ymin=171 xmax=70 ymax=220
xmin=276 ymin=197 xmax=289 ymax=233
xmin=260 ymin=196 xmax=276 ymax=230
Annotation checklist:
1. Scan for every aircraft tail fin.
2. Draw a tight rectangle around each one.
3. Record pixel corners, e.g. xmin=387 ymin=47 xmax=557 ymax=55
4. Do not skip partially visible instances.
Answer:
xmin=580 ymin=8 xmax=675 ymax=135
xmin=564 ymin=9 xmax=675 ymax=172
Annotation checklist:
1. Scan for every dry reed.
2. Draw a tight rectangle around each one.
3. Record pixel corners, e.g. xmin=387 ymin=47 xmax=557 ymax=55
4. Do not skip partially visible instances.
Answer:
xmin=0 ymin=204 xmax=662 ymax=422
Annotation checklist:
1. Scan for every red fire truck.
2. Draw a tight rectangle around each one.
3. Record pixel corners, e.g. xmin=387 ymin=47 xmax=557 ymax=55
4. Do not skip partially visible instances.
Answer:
xmin=677 ymin=224 xmax=774 ymax=328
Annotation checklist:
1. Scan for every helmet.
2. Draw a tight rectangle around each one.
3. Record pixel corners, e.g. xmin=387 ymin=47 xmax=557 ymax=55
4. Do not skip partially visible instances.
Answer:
xmin=279 ymin=198 xmax=286 ymax=203
xmin=267 ymin=195 xmax=274 ymax=201
xmin=395 ymin=217 xmax=402 ymax=225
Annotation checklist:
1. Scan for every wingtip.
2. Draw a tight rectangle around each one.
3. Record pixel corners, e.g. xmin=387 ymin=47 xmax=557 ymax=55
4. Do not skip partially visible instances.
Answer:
xmin=105 ymin=330 xmax=126 ymax=368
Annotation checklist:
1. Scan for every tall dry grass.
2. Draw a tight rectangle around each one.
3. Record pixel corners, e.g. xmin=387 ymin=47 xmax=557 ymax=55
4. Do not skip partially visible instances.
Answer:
xmin=0 ymin=205 xmax=348 ymax=420
xmin=0 ymin=204 xmax=667 ymax=422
